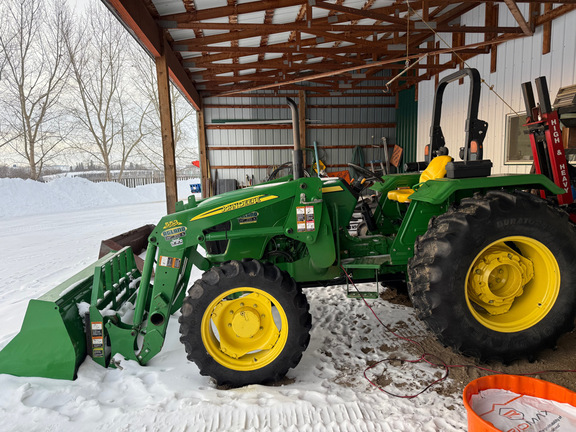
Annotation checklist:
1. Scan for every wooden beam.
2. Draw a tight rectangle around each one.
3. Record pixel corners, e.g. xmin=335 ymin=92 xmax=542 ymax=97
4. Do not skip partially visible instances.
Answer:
xmin=528 ymin=2 xmax=539 ymax=33
xmin=313 ymin=0 xmax=407 ymax=26
xmin=155 ymin=42 xmax=177 ymax=214
xmin=209 ymin=145 xmax=294 ymax=151
xmin=487 ymin=2 xmax=499 ymax=73
xmin=206 ymin=124 xmax=292 ymax=130
xmin=197 ymin=108 xmax=210 ymax=199
xmin=177 ymin=27 xmax=273 ymax=47
xmin=205 ymin=123 xmax=395 ymax=130
xmin=309 ymin=123 xmax=395 ymax=129
xmin=163 ymin=21 xmax=523 ymax=34
xmin=204 ymin=92 xmax=394 ymax=98
xmin=218 ymin=34 xmax=523 ymax=95
xmin=189 ymin=59 xmax=365 ymax=73
xmin=542 ymin=3 xmax=552 ymax=54
xmin=211 ymin=162 xmax=392 ymax=170
xmin=161 ymin=0 xmax=306 ymax=23
xmin=203 ymin=103 xmax=396 ymax=109
xmin=103 ymin=0 xmax=201 ymax=110
xmin=178 ymin=44 xmax=396 ymax=59
xmin=208 ymin=143 xmax=398 ymax=151
xmin=503 ymin=0 xmax=533 ymax=35
xmin=535 ymin=4 xmax=576 ymax=26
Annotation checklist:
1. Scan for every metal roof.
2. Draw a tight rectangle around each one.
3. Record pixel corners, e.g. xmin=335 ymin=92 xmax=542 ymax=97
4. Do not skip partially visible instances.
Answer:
xmin=102 ymin=0 xmax=576 ymax=109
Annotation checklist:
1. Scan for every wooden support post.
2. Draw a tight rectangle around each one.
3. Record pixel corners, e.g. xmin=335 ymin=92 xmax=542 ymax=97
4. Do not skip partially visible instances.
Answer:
xmin=197 ymin=107 xmax=210 ymax=198
xmin=299 ymin=90 xmax=307 ymax=166
xmin=435 ymin=41 xmax=440 ymax=87
xmin=156 ymin=40 xmax=178 ymax=215
xmin=543 ymin=4 xmax=552 ymax=55
xmin=423 ymin=0 xmax=431 ymax=87
xmin=487 ymin=3 xmax=499 ymax=73
xmin=529 ymin=3 xmax=539 ymax=33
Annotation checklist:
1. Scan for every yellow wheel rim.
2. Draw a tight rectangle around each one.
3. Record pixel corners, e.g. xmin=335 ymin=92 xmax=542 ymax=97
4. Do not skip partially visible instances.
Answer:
xmin=201 ymin=287 xmax=289 ymax=371
xmin=465 ymin=236 xmax=560 ymax=333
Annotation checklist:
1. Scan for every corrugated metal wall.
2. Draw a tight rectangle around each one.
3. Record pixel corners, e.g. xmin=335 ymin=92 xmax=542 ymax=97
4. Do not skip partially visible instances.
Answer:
xmin=203 ymin=83 xmax=397 ymax=186
xmin=416 ymin=5 xmax=576 ymax=174
xmin=203 ymin=94 xmax=295 ymax=184
xmin=396 ymin=86 xmax=418 ymax=171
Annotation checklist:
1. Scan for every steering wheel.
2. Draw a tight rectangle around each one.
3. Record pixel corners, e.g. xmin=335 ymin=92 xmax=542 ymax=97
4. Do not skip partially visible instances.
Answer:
xmin=266 ymin=162 xmax=311 ymax=182
xmin=347 ymin=163 xmax=385 ymax=183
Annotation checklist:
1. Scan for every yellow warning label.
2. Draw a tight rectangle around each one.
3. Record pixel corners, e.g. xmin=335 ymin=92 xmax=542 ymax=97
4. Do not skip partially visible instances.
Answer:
xmin=321 ymin=185 xmax=343 ymax=193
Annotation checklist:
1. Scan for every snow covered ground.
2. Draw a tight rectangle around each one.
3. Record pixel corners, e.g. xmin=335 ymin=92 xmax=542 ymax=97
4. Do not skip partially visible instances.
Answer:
xmin=0 ymin=178 xmax=468 ymax=431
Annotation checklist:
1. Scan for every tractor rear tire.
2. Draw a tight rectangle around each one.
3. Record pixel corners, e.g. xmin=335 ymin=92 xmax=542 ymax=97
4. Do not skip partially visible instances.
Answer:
xmin=408 ymin=191 xmax=576 ymax=362
xmin=179 ymin=259 xmax=311 ymax=387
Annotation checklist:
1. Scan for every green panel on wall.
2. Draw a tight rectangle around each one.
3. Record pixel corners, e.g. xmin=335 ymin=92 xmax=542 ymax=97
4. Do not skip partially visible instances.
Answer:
xmin=396 ymin=86 xmax=418 ymax=172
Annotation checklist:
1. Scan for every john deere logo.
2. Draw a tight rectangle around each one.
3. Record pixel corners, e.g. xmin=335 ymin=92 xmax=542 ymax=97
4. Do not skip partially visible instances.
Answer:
xmin=191 ymin=195 xmax=277 ymax=221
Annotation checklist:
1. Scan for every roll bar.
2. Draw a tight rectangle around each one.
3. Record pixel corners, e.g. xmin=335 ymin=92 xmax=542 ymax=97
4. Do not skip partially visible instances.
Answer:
xmin=427 ymin=68 xmax=488 ymax=163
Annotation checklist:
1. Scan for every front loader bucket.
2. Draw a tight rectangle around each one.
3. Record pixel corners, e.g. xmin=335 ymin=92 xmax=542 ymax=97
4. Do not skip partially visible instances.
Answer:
xmin=0 ymin=247 xmax=140 ymax=380
xmin=99 ymin=224 xmax=155 ymax=272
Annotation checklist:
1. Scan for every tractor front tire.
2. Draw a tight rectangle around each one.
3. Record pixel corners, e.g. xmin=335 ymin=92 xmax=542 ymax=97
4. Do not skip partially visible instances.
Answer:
xmin=179 ymin=259 xmax=311 ymax=387
xmin=408 ymin=191 xmax=576 ymax=362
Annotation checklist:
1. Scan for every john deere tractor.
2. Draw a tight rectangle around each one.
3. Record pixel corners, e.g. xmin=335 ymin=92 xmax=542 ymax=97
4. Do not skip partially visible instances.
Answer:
xmin=2 ymin=69 xmax=576 ymax=387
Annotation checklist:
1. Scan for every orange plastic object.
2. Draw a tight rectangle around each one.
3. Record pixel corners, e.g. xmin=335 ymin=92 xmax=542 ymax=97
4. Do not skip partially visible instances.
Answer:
xmin=463 ymin=375 xmax=576 ymax=432
xmin=327 ymin=170 xmax=351 ymax=184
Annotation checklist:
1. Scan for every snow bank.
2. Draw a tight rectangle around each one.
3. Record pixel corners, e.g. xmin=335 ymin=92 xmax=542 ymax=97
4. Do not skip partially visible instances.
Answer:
xmin=0 ymin=177 xmax=200 ymax=219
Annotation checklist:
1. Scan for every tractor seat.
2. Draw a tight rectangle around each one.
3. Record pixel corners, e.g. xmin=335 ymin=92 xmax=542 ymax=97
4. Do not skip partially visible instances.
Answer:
xmin=387 ymin=155 xmax=453 ymax=203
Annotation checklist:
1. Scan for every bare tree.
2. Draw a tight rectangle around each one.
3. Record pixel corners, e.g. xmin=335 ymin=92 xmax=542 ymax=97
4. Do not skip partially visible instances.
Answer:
xmin=133 ymin=59 xmax=199 ymax=172
xmin=115 ymin=92 xmax=151 ymax=180
xmin=0 ymin=0 xmax=72 ymax=179
xmin=64 ymin=2 xmax=151 ymax=181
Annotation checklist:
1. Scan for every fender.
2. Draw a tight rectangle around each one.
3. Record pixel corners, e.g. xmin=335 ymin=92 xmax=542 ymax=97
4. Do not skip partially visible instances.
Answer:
xmin=408 ymin=174 xmax=565 ymax=205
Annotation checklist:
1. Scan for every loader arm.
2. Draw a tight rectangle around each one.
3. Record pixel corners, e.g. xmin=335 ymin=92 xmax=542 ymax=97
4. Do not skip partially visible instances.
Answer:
xmin=99 ymin=175 xmax=344 ymax=366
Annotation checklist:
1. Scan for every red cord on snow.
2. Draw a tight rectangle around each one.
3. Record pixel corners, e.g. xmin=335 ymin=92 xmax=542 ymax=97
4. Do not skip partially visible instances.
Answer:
xmin=340 ymin=266 xmax=576 ymax=399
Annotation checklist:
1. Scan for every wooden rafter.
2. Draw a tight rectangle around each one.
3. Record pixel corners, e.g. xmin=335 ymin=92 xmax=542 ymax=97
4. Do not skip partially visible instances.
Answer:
xmin=103 ymin=0 xmax=576 ymax=100
xmin=216 ymin=34 xmax=523 ymax=96
xmin=503 ymin=0 xmax=533 ymax=35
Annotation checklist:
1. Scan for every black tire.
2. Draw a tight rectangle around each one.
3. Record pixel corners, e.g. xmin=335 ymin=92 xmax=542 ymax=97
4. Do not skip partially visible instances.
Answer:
xmin=179 ymin=259 xmax=311 ymax=386
xmin=408 ymin=190 xmax=576 ymax=362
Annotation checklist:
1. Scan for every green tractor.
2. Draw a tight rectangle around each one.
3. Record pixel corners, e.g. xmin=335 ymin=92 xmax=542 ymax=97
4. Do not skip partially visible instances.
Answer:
xmin=2 ymin=68 xmax=576 ymax=387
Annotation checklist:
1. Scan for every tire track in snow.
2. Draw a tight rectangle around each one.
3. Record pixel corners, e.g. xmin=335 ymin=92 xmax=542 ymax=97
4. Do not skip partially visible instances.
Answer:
xmin=96 ymin=398 xmax=459 ymax=432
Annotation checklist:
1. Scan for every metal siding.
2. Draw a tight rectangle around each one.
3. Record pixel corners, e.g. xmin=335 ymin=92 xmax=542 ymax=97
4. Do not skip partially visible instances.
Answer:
xmin=397 ymin=87 xmax=418 ymax=171
xmin=204 ymin=87 xmax=398 ymax=183
xmin=417 ymin=7 xmax=576 ymax=175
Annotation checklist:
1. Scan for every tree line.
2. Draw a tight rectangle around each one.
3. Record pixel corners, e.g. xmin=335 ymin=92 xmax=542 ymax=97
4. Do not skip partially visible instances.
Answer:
xmin=0 ymin=0 xmax=198 ymax=181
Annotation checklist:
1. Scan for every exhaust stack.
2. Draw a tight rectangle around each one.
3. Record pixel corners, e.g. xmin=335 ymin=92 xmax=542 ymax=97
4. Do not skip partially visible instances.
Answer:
xmin=286 ymin=97 xmax=304 ymax=180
